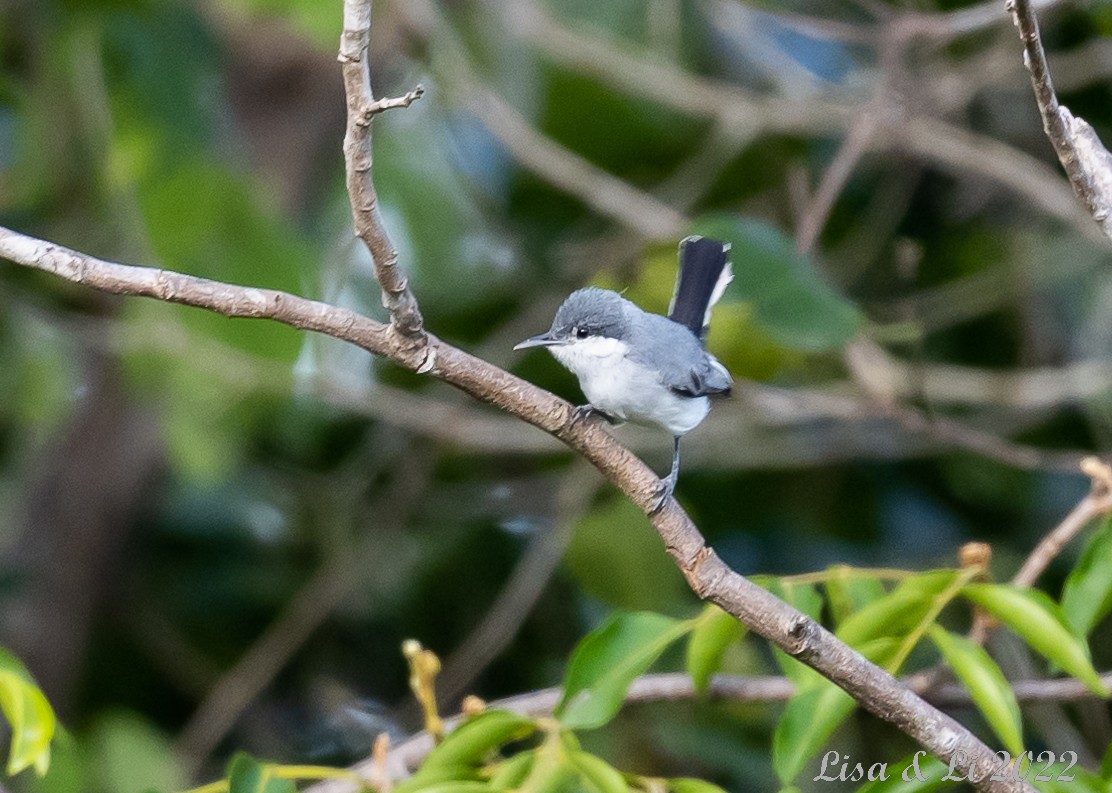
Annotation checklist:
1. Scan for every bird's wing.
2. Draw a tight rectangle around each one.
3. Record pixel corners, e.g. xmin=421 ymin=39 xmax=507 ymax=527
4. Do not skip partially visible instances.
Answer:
xmin=631 ymin=315 xmax=733 ymax=397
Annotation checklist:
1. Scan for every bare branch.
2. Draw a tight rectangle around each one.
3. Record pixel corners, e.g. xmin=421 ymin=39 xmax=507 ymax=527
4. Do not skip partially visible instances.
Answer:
xmin=174 ymin=452 xmax=435 ymax=772
xmin=340 ymin=0 xmax=427 ymax=338
xmin=796 ymin=110 xmax=881 ymax=254
xmin=434 ymin=463 xmax=594 ymax=706
xmin=397 ymin=0 xmax=686 ymax=239
xmin=487 ymin=0 xmax=1102 ymax=244
xmin=0 ymin=224 xmax=1038 ymax=792
xmin=306 ymin=668 xmax=1112 ymax=790
xmin=365 ymin=85 xmax=425 ymax=118
xmin=1013 ymin=457 xmax=1112 ymax=588
xmin=1008 ymin=0 xmax=1112 ymax=239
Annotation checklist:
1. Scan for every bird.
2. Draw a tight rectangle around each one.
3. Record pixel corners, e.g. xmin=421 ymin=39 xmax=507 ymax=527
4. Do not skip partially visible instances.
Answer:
xmin=514 ymin=236 xmax=733 ymax=510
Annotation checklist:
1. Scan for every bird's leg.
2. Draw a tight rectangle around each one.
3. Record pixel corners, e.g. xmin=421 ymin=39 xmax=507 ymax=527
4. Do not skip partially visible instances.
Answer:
xmin=649 ymin=436 xmax=682 ymax=514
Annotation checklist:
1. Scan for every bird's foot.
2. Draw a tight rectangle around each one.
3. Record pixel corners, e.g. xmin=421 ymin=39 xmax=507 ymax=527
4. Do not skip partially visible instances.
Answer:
xmin=649 ymin=473 xmax=677 ymax=515
xmin=572 ymin=404 xmax=617 ymax=426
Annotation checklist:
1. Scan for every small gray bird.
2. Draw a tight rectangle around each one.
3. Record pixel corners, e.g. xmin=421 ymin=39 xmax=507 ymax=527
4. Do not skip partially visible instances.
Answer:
xmin=515 ymin=236 xmax=733 ymax=508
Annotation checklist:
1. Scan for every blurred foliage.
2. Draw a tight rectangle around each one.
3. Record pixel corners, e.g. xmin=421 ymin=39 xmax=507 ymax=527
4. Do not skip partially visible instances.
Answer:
xmin=0 ymin=648 xmax=55 ymax=777
xmin=2 ymin=0 xmax=1112 ymax=791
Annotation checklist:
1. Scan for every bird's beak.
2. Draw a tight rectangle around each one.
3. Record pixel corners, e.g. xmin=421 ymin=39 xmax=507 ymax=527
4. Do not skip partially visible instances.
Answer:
xmin=513 ymin=332 xmax=561 ymax=351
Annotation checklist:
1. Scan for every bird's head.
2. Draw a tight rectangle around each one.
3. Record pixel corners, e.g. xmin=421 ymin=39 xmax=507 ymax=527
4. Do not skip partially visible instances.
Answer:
xmin=513 ymin=287 xmax=631 ymax=353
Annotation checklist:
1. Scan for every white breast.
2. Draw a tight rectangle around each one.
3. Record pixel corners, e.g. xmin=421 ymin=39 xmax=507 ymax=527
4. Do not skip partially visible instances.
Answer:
xmin=549 ymin=337 xmax=710 ymax=436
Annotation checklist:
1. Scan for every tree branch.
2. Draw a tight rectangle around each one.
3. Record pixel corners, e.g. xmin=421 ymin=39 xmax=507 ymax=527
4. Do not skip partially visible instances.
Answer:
xmin=1008 ymin=0 xmax=1112 ymax=239
xmin=0 ymin=224 xmax=1036 ymax=792
xmin=174 ymin=450 xmax=435 ymax=772
xmin=307 ymin=668 xmax=1112 ymax=790
xmin=339 ymin=0 xmax=427 ymax=338
xmin=489 ymin=0 xmax=1102 ymax=243
xmin=1013 ymin=457 xmax=1112 ymax=588
xmin=434 ymin=463 xmax=595 ymax=707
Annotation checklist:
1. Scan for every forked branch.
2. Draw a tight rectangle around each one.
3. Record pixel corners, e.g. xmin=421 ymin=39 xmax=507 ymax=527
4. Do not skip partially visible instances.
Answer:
xmin=0 ymin=0 xmax=1055 ymax=788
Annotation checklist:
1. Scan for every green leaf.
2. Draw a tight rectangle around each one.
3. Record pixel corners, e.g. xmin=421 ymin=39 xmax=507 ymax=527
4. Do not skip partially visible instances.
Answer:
xmin=487 ymin=751 xmax=537 ymax=791
xmin=569 ymin=751 xmax=630 ymax=793
xmin=772 ymin=683 xmax=856 ymax=785
xmin=669 ymin=778 xmax=730 ymax=793
xmin=962 ymin=584 xmax=1108 ymax=696
xmin=927 ymin=626 xmax=1023 ymax=755
xmin=689 ymin=214 xmax=864 ymax=351
xmin=420 ymin=711 xmax=537 ymax=774
xmin=852 ymin=752 xmax=950 ymax=792
xmin=226 ymin=753 xmax=295 ymax=793
xmin=763 ymin=580 xmax=826 ymax=688
xmin=837 ymin=571 xmax=959 ymax=646
xmin=27 ymin=726 xmax=82 ymax=792
xmin=0 ymin=648 xmax=56 ymax=776
xmin=517 ymin=736 xmax=580 ymax=793
xmin=557 ymin=612 xmax=693 ymax=729
xmin=773 ymin=637 xmax=901 ymax=786
xmin=685 ymin=605 xmax=745 ymax=694
xmin=825 ymin=566 xmax=886 ymax=626
xmin=84 ymin=711 xmax=183 ymax=793
xmin=394 ymin=765 xmax=484 ymax=793
xmin=408 ymin=784 xmax=495 ymax=793
xmin=1061 ymin=515 xmax=1112 ymax=636
xmin=564 ymin=497 xmax=691 ymax=610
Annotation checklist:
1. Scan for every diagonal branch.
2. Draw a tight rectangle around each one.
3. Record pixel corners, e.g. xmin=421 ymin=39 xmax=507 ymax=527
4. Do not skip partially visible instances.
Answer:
xmin=0 ymin=225 xmax=1037 ymax=792
xmin=1008 ymin=0 xmax=1112 ymax=240
xmin=1013 ymin=457 xmax=1112 ymax=588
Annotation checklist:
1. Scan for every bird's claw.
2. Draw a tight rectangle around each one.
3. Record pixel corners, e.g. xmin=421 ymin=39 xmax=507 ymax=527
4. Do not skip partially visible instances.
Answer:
xmin=572 ymin=404 xmax=617 ymax=426
xmin=649 ymin=474 xmax=676 ymax=515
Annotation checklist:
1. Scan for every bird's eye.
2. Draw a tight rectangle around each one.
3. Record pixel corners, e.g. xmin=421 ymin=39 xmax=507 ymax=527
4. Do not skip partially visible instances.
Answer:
xmin=575 ymin=326 xmax=589 ymax=339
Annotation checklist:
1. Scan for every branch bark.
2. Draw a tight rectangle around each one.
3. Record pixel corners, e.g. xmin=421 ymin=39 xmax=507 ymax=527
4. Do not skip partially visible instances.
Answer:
xmin=313 ymin=668 xmax=1112 ymax=789
xmin=340 ymin=0 xmax=427 ymax=337
xmin=1008 ymin=0 xmax=1112 ymax=239
xmin=1013 ymin=457 xmax=1112 ymax=587
xmin=0 ymin=224 xmax=1038 ymax=792
xmin=1 ymin=1 xmax=1083 ymax=787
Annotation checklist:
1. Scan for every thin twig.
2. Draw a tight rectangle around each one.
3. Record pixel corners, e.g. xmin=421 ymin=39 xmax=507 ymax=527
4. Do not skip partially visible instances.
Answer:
xmin=396 ymin=0 xmax=686 ymax=239
xmin=1007 ymin=0 xmax=1112 ymax=239
xmin=364 ymin=85 xmax=425 ymax=118
xmin=796 ymin=109 xmax=881 ymax=255
xmin=339 ymin=0 xmax=427 ymax=338
xmin=175 ymin=452 xmax=435 ymax=772
xmin=966 ymin=456 xmax=1112 ymax=645
xmin=492 ymin=0 xmax=1101 ymax=243
xmin=1013 ymin=457 xmax=1112 ymax=588
xmin=305 ymin=668 xmax=1112 ymax=791
xmin=435 ymin=463 xmax=596 ymax=706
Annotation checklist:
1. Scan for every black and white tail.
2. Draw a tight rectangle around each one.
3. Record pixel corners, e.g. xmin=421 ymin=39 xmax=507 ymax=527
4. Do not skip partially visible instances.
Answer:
xmin=668 ymin=236 xmax=732 ymax=342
